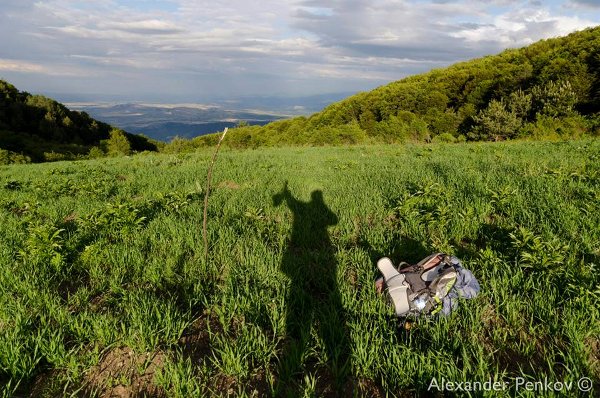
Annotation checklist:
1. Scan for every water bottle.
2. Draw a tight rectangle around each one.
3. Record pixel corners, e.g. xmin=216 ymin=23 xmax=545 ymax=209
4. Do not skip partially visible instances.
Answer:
xmin=412 ymin=296 xmax=427 ymax=310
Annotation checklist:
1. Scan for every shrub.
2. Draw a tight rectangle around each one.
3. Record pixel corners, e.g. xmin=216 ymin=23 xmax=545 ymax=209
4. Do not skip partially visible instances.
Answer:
xmin=162 ymin=136 xmax=197 ymax=153
xmin=43 ymin=152 xmax=70 ymax=162
xmin=398 ymin=111 xmax=431 ymax=142
xmin=88 ymin=146 xmax=105 ymax=159
xmin=519 ymin=114 xmax=589 ymax=140
xmin=432 ymin=132 xmax=457 ymax=143
xmin=0 ymin=149 xmax=31 ymax=165
xmin=372 ymin=111 xmax=430 ymax=143
xmin=425 ymin=109 xmax=461 ymax=136
xmin=310 ymin=121 xmax=368 ymax=145
xmin=588 ymin=113 xmax=600 ymax=136
xmin=471 ymin=99 xmax=522 ymax=141
xmin=106 ymin=129 xmax=131 ymax=156
xmin=372 ymin=116 xmax=409 ymax=143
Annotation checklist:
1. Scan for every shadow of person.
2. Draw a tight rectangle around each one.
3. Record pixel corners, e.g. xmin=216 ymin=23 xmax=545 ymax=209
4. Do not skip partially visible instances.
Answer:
xmin=273 ymin=182 xmax=350 ymax=394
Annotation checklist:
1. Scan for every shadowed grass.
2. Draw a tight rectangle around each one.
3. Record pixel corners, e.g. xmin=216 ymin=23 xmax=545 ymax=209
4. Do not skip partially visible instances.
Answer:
xmin=0 ymin=139 xmax=599 ymax=397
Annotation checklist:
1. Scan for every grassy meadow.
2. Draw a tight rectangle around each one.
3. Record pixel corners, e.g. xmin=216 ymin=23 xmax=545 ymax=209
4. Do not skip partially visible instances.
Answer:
xmin=0 ymin=139 xmax=599 ymax=397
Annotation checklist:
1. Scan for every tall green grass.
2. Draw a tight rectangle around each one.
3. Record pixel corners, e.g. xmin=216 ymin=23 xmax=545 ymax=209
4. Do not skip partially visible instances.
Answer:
xmin=0 ymin=139 xmax=598 ymax=397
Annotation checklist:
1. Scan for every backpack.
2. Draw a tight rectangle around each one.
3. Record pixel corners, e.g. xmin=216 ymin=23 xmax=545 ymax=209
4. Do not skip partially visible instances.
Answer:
xmin=376 ymin=253 xmax=479 ymax=318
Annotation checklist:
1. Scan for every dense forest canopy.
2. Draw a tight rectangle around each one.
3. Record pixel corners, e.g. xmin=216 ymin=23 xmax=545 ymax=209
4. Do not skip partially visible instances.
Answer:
xmin=0 ymin=80 xmax=157 ymax=163
xmin=0 ymin=80 xmax=111 ymax=144
xmin=181 ymin=26 xmax=599 ymax=150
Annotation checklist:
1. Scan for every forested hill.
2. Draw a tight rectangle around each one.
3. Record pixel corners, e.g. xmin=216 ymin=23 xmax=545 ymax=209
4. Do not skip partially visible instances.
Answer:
xmin=0 ymin=80 xmax=157 ymax=163
xmin=186 ymin=26 xmax=600 ymax=149
xmin=3 ymin=27 xmax=600 ymax=160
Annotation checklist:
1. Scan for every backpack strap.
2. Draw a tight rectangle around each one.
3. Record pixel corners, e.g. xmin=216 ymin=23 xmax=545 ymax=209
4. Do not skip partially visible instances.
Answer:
xmin=417 ymin=253 xmax=445 ymax=269
xmin=377 ymin=257 xmax=410 ymax=317
xmin=398 ymin=253 xmax=444 ymax=274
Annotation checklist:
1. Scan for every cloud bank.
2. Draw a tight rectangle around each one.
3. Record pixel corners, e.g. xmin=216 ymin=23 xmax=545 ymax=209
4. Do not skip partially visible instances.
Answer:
xmin=0 ymin=0 xmax=598 ymax=101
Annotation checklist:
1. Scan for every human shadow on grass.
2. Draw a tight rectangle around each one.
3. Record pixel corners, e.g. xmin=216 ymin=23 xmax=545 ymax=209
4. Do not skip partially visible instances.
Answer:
xmin=273 ymin=182 xmax=350 ymax=395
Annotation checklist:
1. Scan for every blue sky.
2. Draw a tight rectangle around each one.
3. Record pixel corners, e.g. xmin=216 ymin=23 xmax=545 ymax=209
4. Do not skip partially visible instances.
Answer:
xmin=1 ymin=0 xmax=599 ymax=103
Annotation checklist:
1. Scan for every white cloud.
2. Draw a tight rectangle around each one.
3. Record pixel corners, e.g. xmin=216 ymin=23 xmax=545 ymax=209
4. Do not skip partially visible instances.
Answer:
xmin=98 ymin=20 xmax=184 ymax=34
xmin=452 ymin=7 xmax=598 ymax=47
xmin=0 ymin=0 xmax=598 ymax=100
xmin=568 ymin=0 xmax=600 ymax=8
xmin=0 ymin=58 xmax=88 ymax=76
xmin=0 ymin=59 xmax=45 ymax=73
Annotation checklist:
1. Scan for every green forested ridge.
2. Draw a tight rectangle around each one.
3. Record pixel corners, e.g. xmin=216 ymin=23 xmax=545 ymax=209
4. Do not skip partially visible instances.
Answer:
xmin=0 ymin=80 xmax=158 ymax=163
xmin=3 ymin=27 xmax=600 ymax=160
xmin=178 ymin=26 xmax=600 ymax=150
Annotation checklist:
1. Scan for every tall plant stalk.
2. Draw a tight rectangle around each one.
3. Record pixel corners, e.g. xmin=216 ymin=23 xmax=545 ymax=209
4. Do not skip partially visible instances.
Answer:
xmin=203 ymin=127 xmax=228 ymax=261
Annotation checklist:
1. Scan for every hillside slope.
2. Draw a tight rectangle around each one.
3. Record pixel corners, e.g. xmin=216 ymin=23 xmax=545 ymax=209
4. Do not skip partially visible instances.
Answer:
xmin=0 ymin=80 xmax=157 ymax=162
xmin=188 ymin=26 xmax=600 ymax=149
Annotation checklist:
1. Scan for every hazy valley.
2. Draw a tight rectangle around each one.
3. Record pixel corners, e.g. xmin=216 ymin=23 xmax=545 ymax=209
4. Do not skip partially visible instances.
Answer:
xmin=65 ymin=93 xmax=353 ymax=141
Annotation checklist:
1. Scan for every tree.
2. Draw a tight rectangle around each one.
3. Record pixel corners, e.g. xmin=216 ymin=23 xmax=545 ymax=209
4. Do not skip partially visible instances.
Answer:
xmin=531 ymin=80 xmax=577 ymax=118
xmin=106 ymin=129 xmax=131 ymax=156
xmin=507 ymin=89 xmax=532 ymax=121
xmin=471 ymin=100 xmax=522 ymax=141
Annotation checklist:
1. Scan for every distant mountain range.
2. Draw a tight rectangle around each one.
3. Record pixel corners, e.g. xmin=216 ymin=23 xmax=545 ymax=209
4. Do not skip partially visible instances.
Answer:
xmin=64 ymin=93 xmax=355 ymax=141
xmin=0 ymin=80 xmax=353 ymax=162
xmin=64 ymin=103 xmax=283 ymax=141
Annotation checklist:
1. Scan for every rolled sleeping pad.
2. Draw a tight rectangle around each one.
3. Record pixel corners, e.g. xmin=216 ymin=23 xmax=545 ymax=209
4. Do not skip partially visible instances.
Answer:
xmin=377 ymin=257 xmax=411 ymax=316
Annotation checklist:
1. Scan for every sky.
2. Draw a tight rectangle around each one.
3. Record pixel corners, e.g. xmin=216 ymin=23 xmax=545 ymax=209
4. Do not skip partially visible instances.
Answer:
xmin=1 ymin=0 xmax=599 ymax=103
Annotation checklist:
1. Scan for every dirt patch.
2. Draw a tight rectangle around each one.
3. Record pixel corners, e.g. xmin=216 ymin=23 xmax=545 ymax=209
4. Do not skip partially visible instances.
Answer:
xmin=178 ymin=315 xmax=217 ymax=365
xmin=63 ymin=212 xmax=78 ymax=223
xmin=82 ymin=347 xmax=166 ymax=398
xmin=25 ymin=370 xmax=63 ymax=398
xmin=585 ymin=336 xmax=600 ymax=378
xmin=479 ymin=304 xmax=553 ymax=377
xmin=383 ymin=212 xmax=398 ymax=227
xmin=354 ymin=378 xmax=388 ymax=398
xmin=179 ymin=315 xmax=275 ymax=397
xmin=200 ymin=371 xmax=272 ymax=397
xmin=346 ymin=267 xmax=358 ymax=288
xmin=242 ymin=370 xmax=273 ymax=397
xmin=480 ymin=303 xmax=504 ymax=331
xmin=212 ymin=373 xmax=238 ymax=396
xmin=274 ymin=362 xmax=391 ymax=398
xmin=217 ymin=180 xmax=240 ymax=189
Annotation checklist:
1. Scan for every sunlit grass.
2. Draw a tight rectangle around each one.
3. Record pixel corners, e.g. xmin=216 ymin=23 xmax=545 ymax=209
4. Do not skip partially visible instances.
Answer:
xmin=0 ymin=139 xmax=599 ymax=396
